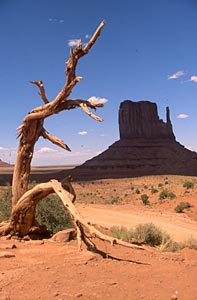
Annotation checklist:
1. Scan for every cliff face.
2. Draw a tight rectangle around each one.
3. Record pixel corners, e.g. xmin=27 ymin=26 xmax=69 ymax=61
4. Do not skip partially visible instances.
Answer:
xmin=119 ymin=100 xmax=175 ymax=140
xmin=57 ymin=100 xmax=197 ymax=180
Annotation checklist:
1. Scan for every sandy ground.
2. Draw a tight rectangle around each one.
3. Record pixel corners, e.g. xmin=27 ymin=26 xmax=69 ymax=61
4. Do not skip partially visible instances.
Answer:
xmin=0 ymin=175 xmax=197 ymax=300
xmin=0 ymin=237 xmax=197 ymax=300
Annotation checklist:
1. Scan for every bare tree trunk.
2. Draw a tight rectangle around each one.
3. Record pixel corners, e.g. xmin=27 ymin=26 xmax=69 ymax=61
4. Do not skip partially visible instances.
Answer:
xmin=12 ymin=120 xmax=43 ymax=207
xmin=0 ymin=21 xmax=139 ymax=257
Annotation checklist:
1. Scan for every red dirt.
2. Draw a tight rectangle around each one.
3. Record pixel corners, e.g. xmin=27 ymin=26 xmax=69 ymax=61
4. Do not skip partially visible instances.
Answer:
xmin=0 ymin=238 xmax=197 ymax=300
xmin=0 ymin=175 xmax=197 ymax=300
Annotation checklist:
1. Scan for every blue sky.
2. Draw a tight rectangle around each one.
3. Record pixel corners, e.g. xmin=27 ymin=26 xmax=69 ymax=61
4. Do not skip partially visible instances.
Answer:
xmin=0 ymin=0 xmax=197 ymax=166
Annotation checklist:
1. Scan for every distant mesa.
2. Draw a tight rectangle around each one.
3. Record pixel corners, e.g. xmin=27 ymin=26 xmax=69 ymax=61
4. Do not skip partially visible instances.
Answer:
xmin=0 ymin=159 xmax=13 ymax=167
xmin=59 ymin=100 xmax=197 ymax=180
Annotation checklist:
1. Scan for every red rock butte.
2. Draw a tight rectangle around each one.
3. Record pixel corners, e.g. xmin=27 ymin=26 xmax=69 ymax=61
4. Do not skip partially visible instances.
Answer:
xmin=61 ymin=100 xmax=197 ymax=180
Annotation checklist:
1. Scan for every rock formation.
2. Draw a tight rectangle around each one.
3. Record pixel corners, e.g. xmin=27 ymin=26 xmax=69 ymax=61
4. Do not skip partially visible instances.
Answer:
xmin=0 ymin=159 xmax=13 ymax=167
xmin=63 ymin=100 xmax=197 ymax=180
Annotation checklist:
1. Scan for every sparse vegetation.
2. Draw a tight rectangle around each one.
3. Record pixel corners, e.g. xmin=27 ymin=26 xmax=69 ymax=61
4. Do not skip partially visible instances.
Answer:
xmin=110 ymin=226 xmax=132 ymax=242
xmin=151 ymin=187 xmax=158 ymax=194
xmin=174 ymin=202 xmax=192 ymax=213
xmin=159 ymin=189 xmax=176 ymax=201
xmin=134 ymin=223 xmax=165 ymax=247
xmin=0 ymin=187 xmax=12 ymax=221
xmin=180 ymin=237 xmax=197 ymax=250
xmin=183 ymin=180 xmax=194 ymax=189
xmin=111 ymin=196 xmax=119 ymax=204
xmin=140 ymin=194 xmax=150 ymax=205
xmin=0 ymin=187 xmax=73 ymax=234
xmin=110 ymin=223 xmax=180 ymax=251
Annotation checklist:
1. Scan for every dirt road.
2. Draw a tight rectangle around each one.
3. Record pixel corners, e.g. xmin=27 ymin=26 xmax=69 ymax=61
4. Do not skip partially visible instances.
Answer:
xmin=78 ymin=204 xmax=197 ymax=242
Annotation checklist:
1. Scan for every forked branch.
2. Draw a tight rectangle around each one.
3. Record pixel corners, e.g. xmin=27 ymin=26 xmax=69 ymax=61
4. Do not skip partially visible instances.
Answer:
xmin=30 ymin=80 xmax=49 ymax=104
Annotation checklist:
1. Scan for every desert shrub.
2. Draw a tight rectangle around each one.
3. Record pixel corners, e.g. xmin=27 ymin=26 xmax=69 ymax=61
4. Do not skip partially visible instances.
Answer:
xmin=133 ymin=223 xmax=164 ymax=246
xmin=0 ymin=188 xmax=73 ymax=235
xmin=180 ymin=237 xmax=197 ymax=250
xmin=36 ymin=194 xmax=73 ymax=234
xmin=157 ymin=232 xmax=180 ymax=252
xmin=135 ymin=188 xmax=140 ymax=194
xmin=159 ymin=189 xmax=176 ymax=201
xmin=159 ymin=189 xmax=169 ymax=200
xmin=151 ymin=187 xmax=158 ymax=194
xmin=174 ymin=202 xmax=191 ymax=213
xmin=143 ymin=185 xmax=148 ymax=189
xmin=111 ymin=196 xmax=119 ymax=204
xmin=158 ymin=183 xmax=163 ymax=188
xmin=110 ymin=226 xmax=133 ymax=242
xmin=167 ymin=192 xmax=176 ymax=199
xmin=140 ymin=194 xmax=150 ymax=205
xmin=0 ymin=187 xmax=12 ymax=221
xmin=110 ymin=223 xmax=179 ymax=251
xmin=183 ymin=181 xmax=194 ymax=189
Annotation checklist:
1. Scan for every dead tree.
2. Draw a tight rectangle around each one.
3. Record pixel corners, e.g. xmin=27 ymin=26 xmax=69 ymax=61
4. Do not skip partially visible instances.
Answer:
xmin=0 ymin=21 xmax=143 ymax=253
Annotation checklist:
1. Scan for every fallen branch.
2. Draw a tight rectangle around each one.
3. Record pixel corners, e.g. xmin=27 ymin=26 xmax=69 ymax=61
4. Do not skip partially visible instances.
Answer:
xmin=0 ymin=179 xmax=143 ymax=255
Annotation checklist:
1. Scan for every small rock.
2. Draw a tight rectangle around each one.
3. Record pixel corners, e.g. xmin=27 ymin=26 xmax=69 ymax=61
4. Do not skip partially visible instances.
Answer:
xmin=171 ymin=291 xmax=178 ymax=300
xmin=51 ymin=228 xmax=76 ymax=243
xmin=76 ymin=293 xmax=83 ymax=298
xmin=0 ymin=251 xmax=15 ymax=258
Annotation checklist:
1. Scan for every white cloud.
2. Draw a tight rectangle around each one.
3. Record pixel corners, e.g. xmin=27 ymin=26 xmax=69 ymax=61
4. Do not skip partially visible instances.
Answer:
xmin=78 ymin=131 xmax=88 ymax=136
xmin=87 ymin=96 xmax=108 ymax=105
xmin=85 ymin=34 xmax=90 ymax=39
xmin=190 ymin=75 xmax=197 ymax=83
xmin=68 ymin=39 xmax=78 ymax=47
xmin=49 ymin=18 xmax=64 ymax=23
xmin=37 ymin=147 xmax=57 ymax=153
xmin=167 ymin=70 xmax=185 ymax=80
xmin=177 ymin=114 xmax=188 ymax=119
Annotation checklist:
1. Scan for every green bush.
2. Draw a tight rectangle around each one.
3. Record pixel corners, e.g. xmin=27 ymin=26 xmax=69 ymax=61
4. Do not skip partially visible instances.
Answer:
xmin=0 ymin=187 xmax=73 ymax=234
xmin=167 ymin=192 xmax=176 ymax=199
xmin=134 ymin=223 xmax=164 ymax=246
xmin=183 ymin=181 xmax=194 ymax=189
xmin=151 ymin=187 xmax=158 ymax=194
xmin=159 ymin=189 xmax=169 ymax=200
xmin=140 ymin=194 xmax=150 ymax=205
xmin=0 ymin=187 xmax=12 ymax=221
xmin=158 ymin=183 xmax=163 ymax=188
xmin=111 ymin=196 xmax=119 ymax=204
xmin=36 ymin=194 xmax=73 ymax=234
xmin=159 ymin=189 xmax=176 ymax=201
xmin=135 ymin=188 xmax=140 ymax=194
xmin=174 ymin=202 xmax=191 ymax=213
xmin=110 ymin=224 xmax=180 ymax=252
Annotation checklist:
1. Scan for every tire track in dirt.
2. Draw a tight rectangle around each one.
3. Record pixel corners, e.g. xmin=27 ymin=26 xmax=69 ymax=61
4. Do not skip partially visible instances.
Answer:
xmin=78 ymin=205 xmax=197 ymax=242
